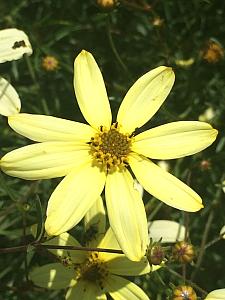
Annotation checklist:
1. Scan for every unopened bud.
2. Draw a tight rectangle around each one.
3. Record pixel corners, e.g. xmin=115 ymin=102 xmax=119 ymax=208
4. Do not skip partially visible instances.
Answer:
xmin=146 ymin=244 xmax=165 ymax=265
xmin=172 ymin=241 xmax=195 ymax=264
xmin=172 ymin=285 xmax=197 ymax=300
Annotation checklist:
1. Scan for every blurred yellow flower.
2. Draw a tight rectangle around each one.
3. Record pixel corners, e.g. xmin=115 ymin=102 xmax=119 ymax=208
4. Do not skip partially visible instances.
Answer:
xmin=42 ymin=55 xmax=59 ymax=71
xmin=0 ymin=50 xmax=218 ymax=261
xmin=202 ymin=40 xmax=224 ymax=63
xmin=175 ymin=58 xmax=194 ymax=67
xmin=0 ymin=28 xmax=32 ymax=63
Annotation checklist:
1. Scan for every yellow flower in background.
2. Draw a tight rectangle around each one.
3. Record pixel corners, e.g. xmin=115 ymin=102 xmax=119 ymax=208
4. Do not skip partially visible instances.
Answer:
xmin=204 ymin=289 xmax=225 ymax=300
xmin=0 ymin=50 xmax=217 ymax=260
xmin=202 ymin=40 xmax=224 ymax=63
xmin=30 ymin=198 xmax=151 ymax=300
xmin=42 ymin=55 xmax=59 ymax=71
xmin=0 ymin=28 xmax=32 ymax=63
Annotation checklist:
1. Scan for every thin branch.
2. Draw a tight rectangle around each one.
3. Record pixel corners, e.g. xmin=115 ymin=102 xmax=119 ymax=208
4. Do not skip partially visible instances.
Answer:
xmin=0 ymin=243 xmax=123 ymax=255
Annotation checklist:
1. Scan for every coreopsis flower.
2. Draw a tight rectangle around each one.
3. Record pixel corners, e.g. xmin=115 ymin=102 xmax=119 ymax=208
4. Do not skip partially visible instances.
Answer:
xmin=0 ymin=77 xmax=21 ymax=116
xmin=30 ymin=198 xmax=151 ymax=300
xmin=42 ymin=55 xmax=59 ymax=71
xmin=205 ymin=289 xmax=225 ymax=300
xmin=0 ymin=28 xmax=32 ymax=63
xmin=202 ymin=40 xmax=224 ymax=63
xmin=172 ymin=285 xmax=197 ymax=300
xmin=0 ymin=50 xmax=217 ymax=261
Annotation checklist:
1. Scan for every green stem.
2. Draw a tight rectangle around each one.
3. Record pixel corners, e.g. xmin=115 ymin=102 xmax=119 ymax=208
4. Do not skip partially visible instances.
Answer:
xmin=0 ymin=243 xmax=123 ymax=255
xmin=107 ymin=15 xmax=130 ymax=76
xmin=166 ymin=266 xmax=207 ymax=296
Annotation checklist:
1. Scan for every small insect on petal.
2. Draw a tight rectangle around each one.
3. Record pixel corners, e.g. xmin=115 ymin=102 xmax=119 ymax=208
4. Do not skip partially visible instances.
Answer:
xmin=0 ymin=28 xmax=32 ymax=63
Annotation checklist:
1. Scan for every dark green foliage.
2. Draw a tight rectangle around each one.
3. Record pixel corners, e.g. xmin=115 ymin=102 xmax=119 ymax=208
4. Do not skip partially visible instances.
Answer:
xmin=0 ymin=1 xmax=224 ymax=299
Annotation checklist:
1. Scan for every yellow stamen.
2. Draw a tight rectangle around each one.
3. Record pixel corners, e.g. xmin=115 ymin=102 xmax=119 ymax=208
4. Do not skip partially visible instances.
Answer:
xmin=89 ymin=123 xmax=132 ymax=172
xmin=75 ymin=252 xmax=108 ymax=289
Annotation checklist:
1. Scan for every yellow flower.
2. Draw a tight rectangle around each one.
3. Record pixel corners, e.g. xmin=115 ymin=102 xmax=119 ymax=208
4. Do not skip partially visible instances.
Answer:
xmin=30 ymin=198 xmax=151 ymax=300
xmin=0 ymin=28 xmax=32 ymax=63
xmin=0 ymin=50 xmax=217 ymax=261
xmin=42 ymin=55 xmax=59 ymax=71
xmin=204 ymin=289 xmax=225 ymax=300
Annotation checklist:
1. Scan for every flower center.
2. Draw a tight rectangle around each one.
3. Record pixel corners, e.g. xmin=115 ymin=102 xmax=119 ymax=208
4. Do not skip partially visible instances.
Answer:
xmin=75 ymin=252 xmax=108 ymax=289
xmin=90 ymin=122 xmax=132 ymax=172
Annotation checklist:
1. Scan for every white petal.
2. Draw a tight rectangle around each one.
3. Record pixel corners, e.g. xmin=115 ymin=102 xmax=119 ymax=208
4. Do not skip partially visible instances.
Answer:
xmin=74 ymin=50 xmax=112 ymax=130
xmin=45 ymin=163 xmax=106 ymax=235
xmin=105 ymin=169 xmax=148 ymax=261
xmin=0 ymin=77 xmax=21 ymax=116
xmin=106 ymin=274 xmax=149 ymax=300
xmin=148 ymin=220 xmax=186 ymax=243
xmin=0 ymin=28 xmax=32 ymax=63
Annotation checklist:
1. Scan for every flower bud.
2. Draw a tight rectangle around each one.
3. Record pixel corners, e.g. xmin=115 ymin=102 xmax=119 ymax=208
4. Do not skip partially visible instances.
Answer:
xmin=172 ymin=285 xmax=197 ymax=300
xmin=42 ymin=55 xmax=59 ymax=71
xmin=172 ymin=241 xmax=195 ymax=264
xmin=146 ymin=244 xmax=165 ymax=266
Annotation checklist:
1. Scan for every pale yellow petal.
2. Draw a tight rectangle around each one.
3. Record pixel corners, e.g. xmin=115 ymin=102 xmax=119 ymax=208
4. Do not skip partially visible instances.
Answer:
xmin=8 ymin=113 xmax=96 ymax=142
xmin=84 ymin=196 xmax=106 ymax=247
xmin=1 ymin=142 xmax=91 ymax=180
xmin=0 ymin=77 xmax=21 ymax=116
xmin=220 ymin=225 xmax=225 ymax=239
xmin=107 ymin=255 xmax=150 ymax=276
xmin=107 ymin=274 xmax=149 ymax=300
xmin=105 ymin=169 xmax=148 ymax=261
xmin=0 ymin=28 xmax=32 ymax=63
xmin=205 ymin=289 xmax=225 ymax=300
xmin=117 ymin=66 xmax=175 ymax=134
xmin=98 ymin=227 xmax=123 ymax=262
xmin=66 ymin=281 xmax=106 ymax=300
xmin=149 ymin=220 xmax=186 ymax=243
xmin=43 ymin=232 xmax=86 ymax=263
xmin=45 ymin=163 xmax=106 ymax=235
xmin=74 ymin=50 xmax=112 ymax=130
xmin=129 ymin=154 xmax=203 ymax=212
xmin=133 ymin=121 xmax=218 ymax=159
xmin=29 ymin=263 xmax=74 ymax=289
